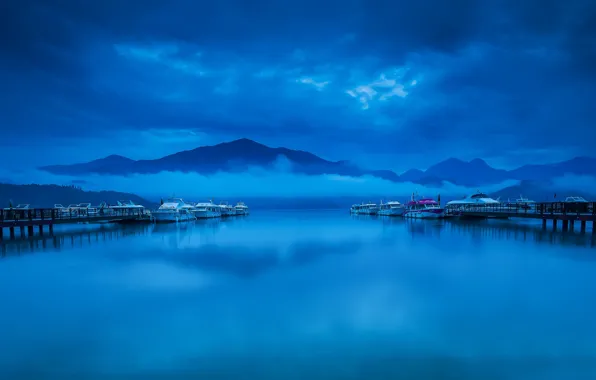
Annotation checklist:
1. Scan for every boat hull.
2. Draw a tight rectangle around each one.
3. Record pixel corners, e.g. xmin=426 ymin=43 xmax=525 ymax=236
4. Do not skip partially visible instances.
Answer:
xmin=403 ymin=209 xmax=445 ymax=219
xmin=378 ymin=208 xmax=405 ymax=216
xmin=153 ymin=211 xmax=195 ymax=223
xmin=220 ymin=208 xmax=236 ymax=217
xmin=235 ymin=209 xmax=249 ymax=215
xmin=193 ymin=210 xmax=221 ymax=219
xmin=353 ymin=208 xmax=378 ymax=215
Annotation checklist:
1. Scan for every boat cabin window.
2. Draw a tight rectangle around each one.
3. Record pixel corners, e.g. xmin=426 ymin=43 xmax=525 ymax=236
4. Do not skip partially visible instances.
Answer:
xmin=471 ymin=193 xmax=488 ymax=199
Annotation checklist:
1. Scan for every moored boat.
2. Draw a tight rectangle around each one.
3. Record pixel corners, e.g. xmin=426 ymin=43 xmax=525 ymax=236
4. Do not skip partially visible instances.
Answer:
xmin=350 ymin=202 xmax=378 ymax=215
xmin=404 ymin=198 xmax=445 ymax=219
xmin=377 ymin=201 xmax=405 ymax=216
xmin=3 ymin=204 xmax=31 ymax=211
xmin=153 ymin=198 xmax=195 ymax=223
xmin=192 ymin=201 xmax=222 ymax=219
xmin=504 ymin=195 xmax=536 ymax=210
xmin=76 ymin=203 xmax=99 ymax=216
xmin=562 ymin=196 xmax=590 ymax=213
xmin=235 ymin=202 xmax=249 ymax=215
xmin=446 ymin=191 xmax=500 ymax=211
xmin=219 ymin=202 xmax=236 ymax=217
xmin=110 ymin=200 xmax=145 ymax=210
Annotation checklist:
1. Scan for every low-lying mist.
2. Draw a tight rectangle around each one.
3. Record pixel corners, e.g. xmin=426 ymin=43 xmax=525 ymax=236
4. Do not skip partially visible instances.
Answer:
xmin=2 ymin=161 xmax=519 ymax=204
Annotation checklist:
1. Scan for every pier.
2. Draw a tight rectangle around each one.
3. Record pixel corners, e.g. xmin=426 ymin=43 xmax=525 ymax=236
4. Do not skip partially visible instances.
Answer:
xmin=0 ymin=207 xmax=149 ymax=239
xmin=449 ymin=201 xmax=596 ymax=233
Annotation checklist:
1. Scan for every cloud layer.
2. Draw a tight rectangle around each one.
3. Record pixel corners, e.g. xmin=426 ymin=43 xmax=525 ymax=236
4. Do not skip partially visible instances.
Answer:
xmin=1 ymin=0 xmax=595 ymax=170
xmin=3 ymin=164 xmax=517 ymax=201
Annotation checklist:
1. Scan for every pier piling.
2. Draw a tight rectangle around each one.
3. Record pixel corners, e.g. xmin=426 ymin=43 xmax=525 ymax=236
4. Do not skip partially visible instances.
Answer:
xmin=581 ymin=221 xmax=587 ymax=233
xmin=552 ymin=219 xmax=557 ymax=230
xmin=562 ymin=220 xmax=569 ymax=231
xmin=27 ymin=225 xmax=34 ymax=236
xmin=9 ymin=227 xmax=15 ymax=239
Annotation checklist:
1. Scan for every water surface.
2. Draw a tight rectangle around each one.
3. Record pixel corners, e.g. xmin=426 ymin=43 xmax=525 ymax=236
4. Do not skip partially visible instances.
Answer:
xmin=1 ymin=210 xmax=596 ymax=379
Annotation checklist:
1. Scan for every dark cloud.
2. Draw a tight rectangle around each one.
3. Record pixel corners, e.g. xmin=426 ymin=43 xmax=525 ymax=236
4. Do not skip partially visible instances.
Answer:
xmin=1 ymin=0 xmax=595 ymax=168
xmin=5 ymin=0 xmax=593 ymax=61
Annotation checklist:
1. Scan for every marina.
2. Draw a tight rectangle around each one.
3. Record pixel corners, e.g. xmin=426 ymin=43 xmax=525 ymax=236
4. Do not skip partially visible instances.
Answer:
xmin=349 ymin=192 xmax=596 ymax=233
xmin=0 ymin=198 xmax=250 ymax=238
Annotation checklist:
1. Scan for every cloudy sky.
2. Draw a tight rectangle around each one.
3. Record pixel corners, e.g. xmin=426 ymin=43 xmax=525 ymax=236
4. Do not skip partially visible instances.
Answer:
xmin=2 ymin=0 xmax=595 ymax=172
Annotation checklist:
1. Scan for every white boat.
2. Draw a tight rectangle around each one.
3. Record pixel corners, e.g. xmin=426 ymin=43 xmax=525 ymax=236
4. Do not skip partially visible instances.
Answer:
xmin=446 ymin=191 xmax=500 ymax=210
xmin=110 ymin=200 xmax=145 ymax=210
xmin=192 ymin=201 xmax=222 ymax=219
xmin=404 ymin=198 xmax=445 ymax=219
xmin=4 ymin=204 xmax=31 ymax=211
xmin=377 ymin=201 xmax=405 ymax=216
xmin=564 ymin=196 xmax=588 ymax=203
xmin=350 ymin=202 xmax=378 ymax=215
xmin=235 ymin=202 xmax=249 ymax=215
xmin=76 ymin=202 xmax=99 ymax=216
xmin=52 ymin=204 xmax=71 ymax=217
xmin=153 ymin=198 xmax=195 ymax=223
xmin=504 ymin=195 xmax=536 ymax=210
xmin=219 ymin=202 xmax=237 ymax=217
xmin=562 ymin=196 xmax=590 ymax=213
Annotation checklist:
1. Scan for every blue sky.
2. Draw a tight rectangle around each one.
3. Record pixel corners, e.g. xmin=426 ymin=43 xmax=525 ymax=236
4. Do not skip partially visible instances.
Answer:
xmin=1 ymin=0 xmax=595 ymax=172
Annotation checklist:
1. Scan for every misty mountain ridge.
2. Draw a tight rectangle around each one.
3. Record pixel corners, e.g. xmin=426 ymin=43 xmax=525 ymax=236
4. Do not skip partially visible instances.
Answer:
xmin=39 ymin=138 xmax=596 ymax=187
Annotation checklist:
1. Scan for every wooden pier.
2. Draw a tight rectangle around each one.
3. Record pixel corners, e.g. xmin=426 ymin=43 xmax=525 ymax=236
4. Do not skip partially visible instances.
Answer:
xmin=0 ymin=207 xmax=150 ymax=239
xmin=448 ymin=201 xmax=596 ymax=233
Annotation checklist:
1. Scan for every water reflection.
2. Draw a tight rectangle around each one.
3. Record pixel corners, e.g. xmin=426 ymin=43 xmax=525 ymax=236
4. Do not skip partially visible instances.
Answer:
xmin=2 ymin=211 xmax=596 ymax=379
xmin=2 ymin=214 xmax=594 ymax=260
xmin=0 ymin=224 xmax=152 ymax=257
xmin=446 ymin=219 xmax=596 ymax=249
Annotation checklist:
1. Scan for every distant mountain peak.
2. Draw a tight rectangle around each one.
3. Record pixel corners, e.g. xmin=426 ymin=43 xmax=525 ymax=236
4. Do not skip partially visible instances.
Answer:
xmin=441 ymin=157 xmax=465 ymax=164
xmin=102 ymin=154 xmax=132 ymax=161
xmin=222 ymin=138 xmax=265 ymax=147
xmin=87 ymin=154 xmax=134 ymax=164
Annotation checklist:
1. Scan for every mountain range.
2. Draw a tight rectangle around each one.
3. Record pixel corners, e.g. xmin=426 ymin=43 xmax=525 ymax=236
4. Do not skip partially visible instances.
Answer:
xmin=40 ymin=138 xmax=596 ymax=187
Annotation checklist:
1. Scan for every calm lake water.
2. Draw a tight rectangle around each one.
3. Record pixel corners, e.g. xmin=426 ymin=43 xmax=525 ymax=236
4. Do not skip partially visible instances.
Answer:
xmin=1 ymin=210 xmax=596 ymax=379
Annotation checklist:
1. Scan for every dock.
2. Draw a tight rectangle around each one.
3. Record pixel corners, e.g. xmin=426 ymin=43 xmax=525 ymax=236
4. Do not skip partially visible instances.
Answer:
xmin=0 ymin=207 xmax=150 ymax=239
xmin=449 ymin=201 xmax=596 ymax=233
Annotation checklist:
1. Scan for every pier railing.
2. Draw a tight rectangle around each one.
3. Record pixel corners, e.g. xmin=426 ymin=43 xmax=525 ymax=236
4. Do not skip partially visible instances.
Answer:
xmin=447 ymin=202 xmax=596 ymax=218
xmin=0 ymin=207 xmax=148 ymax=223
